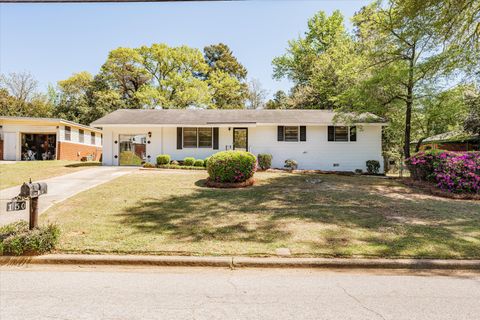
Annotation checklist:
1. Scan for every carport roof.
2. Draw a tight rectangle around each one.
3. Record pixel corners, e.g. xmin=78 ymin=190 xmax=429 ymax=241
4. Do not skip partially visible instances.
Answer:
xmin=0 ymin=116 xmax=102 ymax=133
xmin=90 ymin=109 xmax=386 ymax=126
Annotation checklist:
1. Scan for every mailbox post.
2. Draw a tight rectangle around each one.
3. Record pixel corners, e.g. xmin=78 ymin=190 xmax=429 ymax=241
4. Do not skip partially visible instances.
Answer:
xmin=19 ymin=181 xmax=48 ymax=230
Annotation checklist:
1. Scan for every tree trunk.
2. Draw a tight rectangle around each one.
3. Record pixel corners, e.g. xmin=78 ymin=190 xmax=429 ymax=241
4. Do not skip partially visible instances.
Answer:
xmin=404 ymin=46 xmax=416 ymax=160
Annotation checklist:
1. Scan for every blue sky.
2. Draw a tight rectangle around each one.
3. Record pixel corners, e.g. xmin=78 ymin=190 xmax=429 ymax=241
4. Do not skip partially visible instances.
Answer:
xmin=0 ymin=1 xmax=369 ymax=98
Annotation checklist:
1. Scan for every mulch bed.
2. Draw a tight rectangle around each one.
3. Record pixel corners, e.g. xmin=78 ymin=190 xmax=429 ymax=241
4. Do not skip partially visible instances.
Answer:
xmin=206 ymin=177 xmax=255 ymax=188
xmin=399 ymin=178 xmax=480 ymax=201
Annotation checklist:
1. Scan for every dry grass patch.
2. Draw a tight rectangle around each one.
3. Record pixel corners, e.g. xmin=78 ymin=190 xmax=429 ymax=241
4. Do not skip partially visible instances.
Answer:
xmin=0 ymin=161 xmax=100 ymax=189
xmin=43 ymin=171 xmax=480 ymax=258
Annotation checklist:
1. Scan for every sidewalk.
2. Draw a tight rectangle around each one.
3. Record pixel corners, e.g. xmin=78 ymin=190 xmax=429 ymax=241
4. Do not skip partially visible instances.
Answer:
xmin=0 ymin=167 xmax=135 ymax=226
xmin=2 ymin=254 xmax=479 ymax=270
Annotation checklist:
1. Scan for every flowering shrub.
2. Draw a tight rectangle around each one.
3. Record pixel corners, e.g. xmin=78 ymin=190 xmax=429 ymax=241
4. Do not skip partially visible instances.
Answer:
xmin=407 ymin=151 xmax=480 ymax=194
xmin=207 ymin=151 xmax=257 ymax=183
xmin=405 ymin=150 xmax=442 ymax=181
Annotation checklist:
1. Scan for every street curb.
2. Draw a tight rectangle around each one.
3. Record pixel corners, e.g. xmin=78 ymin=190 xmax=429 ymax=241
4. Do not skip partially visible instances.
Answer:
xmin=1 ymin=254 xmax=480 ymax=270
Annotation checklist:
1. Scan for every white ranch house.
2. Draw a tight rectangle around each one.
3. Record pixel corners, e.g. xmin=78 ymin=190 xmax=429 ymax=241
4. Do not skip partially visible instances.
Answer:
xmin=91 ymin=109 xmax=386 ymax=172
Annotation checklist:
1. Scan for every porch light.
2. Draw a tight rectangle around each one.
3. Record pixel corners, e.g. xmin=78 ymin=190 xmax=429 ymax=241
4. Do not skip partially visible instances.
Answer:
xmin=148 ymin=131 xmax=152 ymax=138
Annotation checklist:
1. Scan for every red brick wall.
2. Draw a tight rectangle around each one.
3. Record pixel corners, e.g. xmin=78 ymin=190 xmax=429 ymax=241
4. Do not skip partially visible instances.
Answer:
xmin=57 ymin=141 xmax=102 ymax=161
xmin=0 ymin=140 xmax=3 ymax=160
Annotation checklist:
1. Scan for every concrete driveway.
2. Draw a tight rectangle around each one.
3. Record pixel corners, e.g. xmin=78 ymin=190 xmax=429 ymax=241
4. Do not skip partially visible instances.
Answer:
xmin=0 ymin=166 xmax=135 ymax=226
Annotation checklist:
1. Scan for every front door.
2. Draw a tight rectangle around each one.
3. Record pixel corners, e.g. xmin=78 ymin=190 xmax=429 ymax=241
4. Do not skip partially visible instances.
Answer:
xmin=233 ymin=128 xmax=248 ymax=151
xmin=118 ymin=134 xmax=147 ymax=166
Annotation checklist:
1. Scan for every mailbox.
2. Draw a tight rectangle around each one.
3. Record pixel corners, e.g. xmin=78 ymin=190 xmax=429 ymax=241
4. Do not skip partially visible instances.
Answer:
xmin=20 ymin=182 xmax=48 ymax=198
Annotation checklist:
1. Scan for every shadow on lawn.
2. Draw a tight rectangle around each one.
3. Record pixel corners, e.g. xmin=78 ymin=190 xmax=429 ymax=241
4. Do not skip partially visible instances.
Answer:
xmin=117 ymin=173 xmax=480 ymax=257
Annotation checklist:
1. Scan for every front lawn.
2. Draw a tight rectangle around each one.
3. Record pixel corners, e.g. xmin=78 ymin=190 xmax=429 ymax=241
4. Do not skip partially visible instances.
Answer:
xmin=0 ymin=161 xmax=100 ymax=189
xmin=42 ymin=171 xmax=480 ymax=258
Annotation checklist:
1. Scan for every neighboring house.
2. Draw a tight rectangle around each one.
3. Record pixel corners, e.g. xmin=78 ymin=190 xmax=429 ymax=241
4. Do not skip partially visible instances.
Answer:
xmin=0 ymin=116 xmax=102 ymax=161
xmin=91 ymin=109 xmax=386 ymax=172
xmin=415 ymin=131 xmax=480 ymax=152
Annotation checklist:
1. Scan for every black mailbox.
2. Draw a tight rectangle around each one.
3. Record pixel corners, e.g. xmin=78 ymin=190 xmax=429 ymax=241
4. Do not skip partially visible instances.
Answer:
xmin=20 ymin=182 xmax=48 ymax=198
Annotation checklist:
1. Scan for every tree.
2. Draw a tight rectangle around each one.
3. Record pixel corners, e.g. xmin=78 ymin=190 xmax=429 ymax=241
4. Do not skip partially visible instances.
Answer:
xmin=207 ymin=70 xmax=248 ymax=109
xmin=99 ymin=47 xmax=151 ymax=107
xmin=203 ymin=43 xmax=248 ymax=108
xmin=265 ymin=90 xmax=289 ymax=109
xmin=53 ymin=72 xmax=124 ymax=125
xmin=464 ymin=87 xmax=480 ymax=134
xmin=0 ymin=72 xmax=53 ymax=118
xmin=0 ymin=72 xmax=39 ymax=103
xmin=136 ymin=44 xmax=211 ymax=108
xmin=348 ymin=0 xmax=476 ymax=159
xmin=246 ymin=79 xmax=268 ymax=109
xmin=272 ymin=10 xmax=357 ymax=109
xmin=204 ymin=43 xmax=247 ymax=80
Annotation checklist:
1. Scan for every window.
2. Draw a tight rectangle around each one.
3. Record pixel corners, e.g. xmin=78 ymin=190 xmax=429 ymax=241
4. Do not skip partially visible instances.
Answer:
xmin=182 ymin=128 xmax=213 ymax=148
xmin=328 ymin=126 xmax=357 ymax=142
xmin=91 ymin=132 xmax=96 ymax=145
xmin=198 ymin=128 xmax=213 ymax=148
xmin=284 ymin=126 xmax=299 ymax=142
xmin=183 ymin=128 xmax=197 ymax=148
xmin=65 ymin=126 xmax=71 ymax=141
xmin=79 ymin=129 xmax=84 ymax=143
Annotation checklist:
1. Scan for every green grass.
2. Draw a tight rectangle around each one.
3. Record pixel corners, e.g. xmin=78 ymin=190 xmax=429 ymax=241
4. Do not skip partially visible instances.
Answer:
xmin=0 ymin=161 xmax=100 ymax=189
xmin=42 ymin=171 xmax=480 ymax=258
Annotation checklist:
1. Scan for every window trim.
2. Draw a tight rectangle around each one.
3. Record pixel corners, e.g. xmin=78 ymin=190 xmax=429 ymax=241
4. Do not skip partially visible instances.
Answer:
xmin=64 ymin=126 xmax=71 ymax=141
xmin=328 ymin=126 xmax=357 ymax=142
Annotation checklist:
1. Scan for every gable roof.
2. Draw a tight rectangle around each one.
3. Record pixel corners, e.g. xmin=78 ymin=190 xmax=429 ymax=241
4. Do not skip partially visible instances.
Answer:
xmin=90 ymin=109 xmax=385 ymax=127
xmin=0 ymin=116 xmax=102 ymax=133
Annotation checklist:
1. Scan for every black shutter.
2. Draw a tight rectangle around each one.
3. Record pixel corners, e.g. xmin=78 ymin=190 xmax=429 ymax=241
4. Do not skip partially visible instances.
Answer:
xmin=177 ymin=127 xmax=182 ymax=149
xmin=350 ymin=126 xmax=357 ymax=141
xmin=277 ymin=126 xmax=284 ymax=141
xmin=328 ymin=126 xmax=335 ymax=141
xmin=213 ymin=128 xmax=219 ymax=149
xmin=300 ymin=126 xmax=306 ymax=141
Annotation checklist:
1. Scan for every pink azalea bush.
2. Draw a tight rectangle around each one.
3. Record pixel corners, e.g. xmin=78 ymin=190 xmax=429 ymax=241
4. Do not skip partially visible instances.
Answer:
xmin=406 ymin=151 xmax=480 ymax=194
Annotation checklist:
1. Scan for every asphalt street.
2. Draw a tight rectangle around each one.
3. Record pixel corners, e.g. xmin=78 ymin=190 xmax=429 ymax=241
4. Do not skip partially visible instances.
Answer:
xmin=1 ymin=265 xmax=479 ymax=320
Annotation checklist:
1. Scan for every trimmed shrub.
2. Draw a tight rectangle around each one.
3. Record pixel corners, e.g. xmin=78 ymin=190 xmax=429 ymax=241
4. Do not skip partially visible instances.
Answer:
xmin=184 ymin=157 xmax=195 ymax=166
xmin=204 ymin=157 xmax=210 ymax=167
xmin=284 ymin=159 xmax=298 ymax=170
xmin=355 ymin=169 xmax=363 ymax=174
xmin=366 ymin=160 xmax=381 ymax=175
xmin=258 ymin=153 xmax=273 ymax=170
xmin=207 ymin=151 xmax=257 ymax=183
xmin=194 ymin=159 xmax=204 ymax=167
xmin=156 ymin=154 xmax=171 ymax=165
xmin=0 ymin=221 xmax=60 ymax=256
xmin=143 ymin=162 xmax=156 ymax=168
